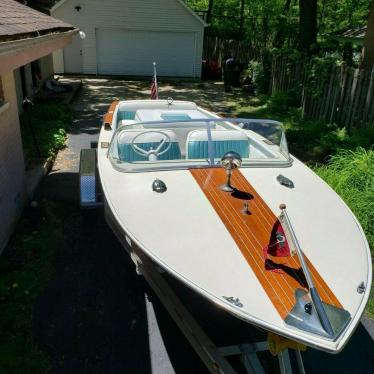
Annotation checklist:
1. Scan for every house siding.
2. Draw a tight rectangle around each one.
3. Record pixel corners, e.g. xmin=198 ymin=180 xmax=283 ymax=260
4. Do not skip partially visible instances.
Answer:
xmin=14 ymin=54 xmax=55 ymax=114
xmin=40 ymin=54 xmax=54 ymax=80
xmin=52 ymin=0 xmax=204 ymax=77
xmin=0 ymin=71 xmax=27 ymax=252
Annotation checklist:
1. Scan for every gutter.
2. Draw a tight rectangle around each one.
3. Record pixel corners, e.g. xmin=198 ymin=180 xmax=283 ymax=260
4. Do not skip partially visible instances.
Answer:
xmin=0 ymin=28 xmax=79 ymax=57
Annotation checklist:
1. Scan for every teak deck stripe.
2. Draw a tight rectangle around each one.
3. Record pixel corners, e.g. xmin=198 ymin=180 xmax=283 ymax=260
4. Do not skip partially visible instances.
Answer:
xmin=190 ymin=168 xmax=342 ymax=319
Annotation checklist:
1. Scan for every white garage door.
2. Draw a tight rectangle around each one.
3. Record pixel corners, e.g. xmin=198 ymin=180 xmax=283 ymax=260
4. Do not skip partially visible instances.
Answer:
xmin=96 ymin=29 xmax=196 ymax=77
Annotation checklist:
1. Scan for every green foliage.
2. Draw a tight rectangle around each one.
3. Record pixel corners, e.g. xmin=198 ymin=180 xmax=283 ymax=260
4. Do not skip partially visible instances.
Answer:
xmin=318 ymin=0 xmax=372 ymax=35
xmin=314 ymin=148 xmax=374 ymax=313
xmin=244 ymin=60 xmax=268 ymax=94
xmin=315 ymin=148 xmax=374 ymax=315
xmin=187 ymin=0 xmax=372 ymax=53
xmin=0 ymin=202 xmax=66 ymax=373
xmin=20 ymin=103 xmax=72 ymax=161
xmin=267 ymin=90 xmax=300 ymax=114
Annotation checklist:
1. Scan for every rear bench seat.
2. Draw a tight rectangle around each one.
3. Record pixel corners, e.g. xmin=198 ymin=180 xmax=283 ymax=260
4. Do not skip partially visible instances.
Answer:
xmin=117 ymin=130 xmax=181 ymax=162
xmin=186 ymin=129 xmax=249 ymax=159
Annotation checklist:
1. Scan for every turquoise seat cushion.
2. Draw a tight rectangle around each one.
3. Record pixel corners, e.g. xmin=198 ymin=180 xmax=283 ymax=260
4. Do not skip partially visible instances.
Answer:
xmin=118 ymin=142 xmax=181 ymax=162
xmin=188 ymin=140 xmax=249 ymax=159
xmin=117 ymin=111 xmax=136 ymax=122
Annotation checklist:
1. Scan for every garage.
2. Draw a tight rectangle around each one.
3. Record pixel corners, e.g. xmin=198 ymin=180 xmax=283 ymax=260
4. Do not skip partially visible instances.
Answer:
xmin=51 ymin=0 xmax=206 ymax=77
xmin=96 ymin=29 xmax=196 ymax=77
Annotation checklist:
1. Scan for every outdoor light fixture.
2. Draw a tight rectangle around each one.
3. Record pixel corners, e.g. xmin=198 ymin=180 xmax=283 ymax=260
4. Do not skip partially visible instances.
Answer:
xmin=220 ymin=151 xmax=242 ymax=192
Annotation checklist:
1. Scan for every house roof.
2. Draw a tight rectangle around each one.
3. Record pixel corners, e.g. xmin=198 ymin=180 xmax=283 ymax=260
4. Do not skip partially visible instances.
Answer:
xmin=0 ymin=0 xmax=75 ymax=42
xmin=30 ymin=0 xmax=207 ymax=27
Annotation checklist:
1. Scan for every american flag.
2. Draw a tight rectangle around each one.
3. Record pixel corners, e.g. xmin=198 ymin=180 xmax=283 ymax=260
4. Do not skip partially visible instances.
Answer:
xmin=150 ymin=76 xmax=158 ymax=99
xmin=150 ymin=62 xmax=158 ymax=99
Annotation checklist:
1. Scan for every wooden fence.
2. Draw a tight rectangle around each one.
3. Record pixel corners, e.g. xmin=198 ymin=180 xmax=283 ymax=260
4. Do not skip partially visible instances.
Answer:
xmin=203 ymin=36 xmax=258 ymax=63
xmin=270 ymin=55 xmax=374 ymax=128
xmin=302 ymin=65 xmax=374 ymax=129
xmin=269 ymin=55 xmax=304 ymax=93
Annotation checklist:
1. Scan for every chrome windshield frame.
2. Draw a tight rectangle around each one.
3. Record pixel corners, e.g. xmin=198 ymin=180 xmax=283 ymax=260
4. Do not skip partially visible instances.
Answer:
xmin=109 ymin=118 xmax=292 ymax=172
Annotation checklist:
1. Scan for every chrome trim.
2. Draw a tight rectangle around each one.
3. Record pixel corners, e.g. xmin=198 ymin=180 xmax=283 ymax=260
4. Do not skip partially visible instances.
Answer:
xmin=279 ymin=204 xmax=351 ymax=339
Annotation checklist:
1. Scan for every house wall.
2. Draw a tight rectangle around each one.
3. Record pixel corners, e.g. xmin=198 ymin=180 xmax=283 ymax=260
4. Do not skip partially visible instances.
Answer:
xmin=0 ymin=32 xmax=76 ymax=252
xmin=14 ymin=54 xmax=55 ymax=114
xmin=52 ymin=0 xmax=204 ymax=77
xmin=0 ymin=71 xmax=27 ymax=252
xmin=40 ymin=54 xmax=54 ymax=80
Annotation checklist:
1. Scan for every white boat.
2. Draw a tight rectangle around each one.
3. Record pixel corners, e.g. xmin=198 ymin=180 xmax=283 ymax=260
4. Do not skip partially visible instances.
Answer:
xmin=82 ymin=99 xmax=371 ymax=354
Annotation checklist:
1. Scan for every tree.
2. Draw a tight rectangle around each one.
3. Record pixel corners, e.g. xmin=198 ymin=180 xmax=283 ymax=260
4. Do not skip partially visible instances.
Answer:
xmin=361 ymin=1 xmax=374 ymax=68
xmin=299 ymin=0 xmax=317 ymax=51
xmin=206 ymin=0 xmax=214 ymax=24
xmin=273 ymin=0 xmax=292 ymax=47
xmin=239 ymin=0 xmax=245 ymax=35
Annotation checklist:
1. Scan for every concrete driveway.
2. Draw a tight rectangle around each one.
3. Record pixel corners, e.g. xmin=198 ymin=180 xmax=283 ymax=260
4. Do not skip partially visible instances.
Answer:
xmin=34 ymin=78 xmax=374 ymax=373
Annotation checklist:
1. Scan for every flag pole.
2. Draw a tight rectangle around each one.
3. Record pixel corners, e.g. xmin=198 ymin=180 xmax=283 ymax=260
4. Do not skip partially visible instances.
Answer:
xmin=153 ymin=61 xmax=159 ymax=99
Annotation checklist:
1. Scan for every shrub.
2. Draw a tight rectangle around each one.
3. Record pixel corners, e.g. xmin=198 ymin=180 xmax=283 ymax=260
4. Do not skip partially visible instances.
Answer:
xmin=315 ymin=148 xmax=374 ymax=252
xmin=245 ymin=60 xmax=268 ymax=94
xmin=20 ymin=103 xmax=72 ymax=161
xmin=267 ymin=90 xmax=300 ymax=114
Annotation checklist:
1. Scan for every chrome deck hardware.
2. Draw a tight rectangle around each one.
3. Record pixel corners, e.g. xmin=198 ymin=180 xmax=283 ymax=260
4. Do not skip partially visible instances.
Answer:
xmin=277 ymin=174 xmax=294 ymax=188
xmin=220 ymin=151 xmax=242 ymax=192
xmin=279 ymin=204 xmax=351 ymax=339
xmin=152 ymin=178 xmax=167 ymax=193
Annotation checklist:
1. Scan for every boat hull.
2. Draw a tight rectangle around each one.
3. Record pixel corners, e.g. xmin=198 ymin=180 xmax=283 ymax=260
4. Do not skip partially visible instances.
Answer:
xmin=97 ymin=100 xmax=372 ymax=353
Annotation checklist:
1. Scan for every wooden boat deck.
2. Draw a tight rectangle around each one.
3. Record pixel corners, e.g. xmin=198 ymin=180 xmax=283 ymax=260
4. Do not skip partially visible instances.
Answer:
xmin=191 ymin=168 xmax=342 ymax=319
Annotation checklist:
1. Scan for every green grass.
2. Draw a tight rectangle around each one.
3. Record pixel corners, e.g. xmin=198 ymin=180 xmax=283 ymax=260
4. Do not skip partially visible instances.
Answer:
xmin=314 ymin=148 xmax=374 ymax=315
xmin=0 ymin=202 xmax=66 ymax=373
xmin=20 ymin=103 xmax=72 ymax=162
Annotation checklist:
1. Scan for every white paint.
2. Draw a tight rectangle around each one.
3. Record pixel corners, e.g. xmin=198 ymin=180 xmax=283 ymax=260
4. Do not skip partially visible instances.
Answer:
xmin=63 ymin=33 xmax=83 ymax=73
xmin=96 ymin=100 xmax=372 ymax=353
xmin=96 ymin=29 xmax=196 ymax=77
xmin=51 ymin=0 xmax=205 ymax=77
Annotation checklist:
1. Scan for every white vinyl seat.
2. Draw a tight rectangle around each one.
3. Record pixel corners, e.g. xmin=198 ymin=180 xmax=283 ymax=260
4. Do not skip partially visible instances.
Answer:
xmin=117 ymin=129 xmax=181 ymax=162
xmin=186 ymin=129 xmax=249 ymax=159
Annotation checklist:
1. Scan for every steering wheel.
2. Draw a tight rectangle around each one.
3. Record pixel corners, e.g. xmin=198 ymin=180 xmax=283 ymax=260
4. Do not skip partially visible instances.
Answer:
xmin=130 ymin=131 xmax=172 ymax=161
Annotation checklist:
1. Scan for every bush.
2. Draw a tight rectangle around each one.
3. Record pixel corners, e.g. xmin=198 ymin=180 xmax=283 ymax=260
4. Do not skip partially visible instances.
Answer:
xmin=245 ymin=60 xmax=268 ymax=94
xmin=286 ymin=119 xmax=374 ymax=162
xmin=267 ymin=90 xmax=300 ymax=114
xmin=20 ymin=103 xmax=72 ymax=161
xmin=315 ymin=148 xmax=374 ymax=252
xmin=315 ymin=148 xmax=374 ymax=316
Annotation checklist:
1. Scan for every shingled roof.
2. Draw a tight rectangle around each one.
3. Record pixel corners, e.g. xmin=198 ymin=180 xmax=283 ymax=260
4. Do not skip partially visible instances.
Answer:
xmin=0 ymin=0 xmax=74 ymax=42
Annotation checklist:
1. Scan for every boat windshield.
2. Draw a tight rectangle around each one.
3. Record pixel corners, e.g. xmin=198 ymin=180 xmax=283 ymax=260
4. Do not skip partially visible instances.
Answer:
xmin=108 ymin=118 xmax=291 ymax=172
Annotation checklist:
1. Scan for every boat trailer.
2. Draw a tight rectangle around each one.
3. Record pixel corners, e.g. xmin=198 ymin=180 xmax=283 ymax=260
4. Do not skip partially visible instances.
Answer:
xmin=79 ymin=147 xmax=306 ymax=374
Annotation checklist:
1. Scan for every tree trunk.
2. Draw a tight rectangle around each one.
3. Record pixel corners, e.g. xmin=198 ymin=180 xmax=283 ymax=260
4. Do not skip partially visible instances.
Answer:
xmin=239 ymin=0 xmax=245 ymax=35
xmin=361 ymin=1 xmax=374 ymax=69
xmin=274 ymin=0 xmax=292 ymax=47
xmin=299 ymin=0 xmax=317 ymax=52
xmin=206 ymin=0 xmax=214 ymax=24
